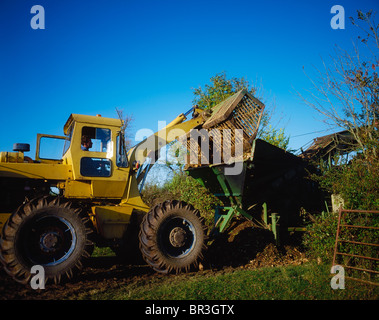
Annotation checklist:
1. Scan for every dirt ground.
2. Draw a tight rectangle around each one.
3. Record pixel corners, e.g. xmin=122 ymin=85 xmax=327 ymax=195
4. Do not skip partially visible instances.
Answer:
xmin=0 ymin=220 xmax=308 ymax=300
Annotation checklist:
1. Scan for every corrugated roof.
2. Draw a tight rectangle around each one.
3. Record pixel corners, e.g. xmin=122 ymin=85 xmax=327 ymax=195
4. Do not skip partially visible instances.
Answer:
xmin=300 ymin=130 xmax=358 ymax=160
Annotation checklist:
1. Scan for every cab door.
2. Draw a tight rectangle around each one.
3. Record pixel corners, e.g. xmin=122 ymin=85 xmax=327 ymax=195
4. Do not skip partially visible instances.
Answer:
xmin=68 ymin=123 xmax=130 ymax=199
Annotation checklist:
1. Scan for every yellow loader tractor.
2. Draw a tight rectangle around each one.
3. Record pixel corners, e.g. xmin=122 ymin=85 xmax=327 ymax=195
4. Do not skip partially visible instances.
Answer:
xmin=0 ymin=90 xmax=266 ymax=284
xmin=0 ymin=106 xmax=212 ymax=284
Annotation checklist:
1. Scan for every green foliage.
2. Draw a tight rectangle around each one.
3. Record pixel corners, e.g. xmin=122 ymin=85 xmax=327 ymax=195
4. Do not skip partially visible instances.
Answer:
xmin=192 ymin=71 xmax=256 ymax=110
xmin=303 ymin=201 xmax=379 ymax=283
xmin=312 ymin=157 xmax=379 ymax=210
xmin=192 ymin=71 xmax=291 ymax=150
xmin=92 ymin=246 xmax=115 ymax=257
xmin=336 ymin=211 xmax=379 ymax=279
xmin=142 ymin=173 xmax=221 ymax=227
xmin=302 ymin=211 xmax=338 ymax=262
xmin=258 ymin=125 xmax=290 ymax=151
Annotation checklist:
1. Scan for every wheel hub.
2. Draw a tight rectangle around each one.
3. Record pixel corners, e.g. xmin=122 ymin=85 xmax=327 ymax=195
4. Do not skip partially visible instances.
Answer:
xmin=169 ymin=227 xmax=187 ymax=247
xmin=40 ymin=231 xmax=60 ymax=253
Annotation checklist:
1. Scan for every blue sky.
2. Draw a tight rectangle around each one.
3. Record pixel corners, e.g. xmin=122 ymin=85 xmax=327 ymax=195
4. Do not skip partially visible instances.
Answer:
xmin=0 ymin=0 xmax=378 ymax=157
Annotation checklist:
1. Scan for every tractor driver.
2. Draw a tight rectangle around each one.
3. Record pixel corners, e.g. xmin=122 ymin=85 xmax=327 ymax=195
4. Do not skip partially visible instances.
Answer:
xmin=81 ymin=135 xmax=93 ymax=151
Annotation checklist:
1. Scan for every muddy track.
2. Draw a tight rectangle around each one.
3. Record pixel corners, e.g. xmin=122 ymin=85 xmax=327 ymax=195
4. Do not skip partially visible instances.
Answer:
xmin=0 ymin=256 xmax=157 ymax=300
xmin=0 ymin=220 xmax=307 ymax=300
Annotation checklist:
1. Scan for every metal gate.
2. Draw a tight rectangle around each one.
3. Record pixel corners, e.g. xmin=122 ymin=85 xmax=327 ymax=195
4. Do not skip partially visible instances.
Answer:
xmin=332 ymin=208 xmax=379 ymax=286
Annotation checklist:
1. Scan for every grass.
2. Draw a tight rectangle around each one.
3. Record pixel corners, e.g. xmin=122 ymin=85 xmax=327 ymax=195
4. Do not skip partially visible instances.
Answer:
xmin=75 ymin=262 xmax=378 ymax=300
xmin=91 ymin=246 xmax=116 ymax=257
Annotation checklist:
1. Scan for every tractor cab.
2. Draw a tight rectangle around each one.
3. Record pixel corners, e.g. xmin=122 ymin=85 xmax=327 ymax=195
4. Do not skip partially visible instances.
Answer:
xmin=60 ymin=114 xmax=130 ymax=199
xmin=62 ymin=114 xmax=127 ymax=173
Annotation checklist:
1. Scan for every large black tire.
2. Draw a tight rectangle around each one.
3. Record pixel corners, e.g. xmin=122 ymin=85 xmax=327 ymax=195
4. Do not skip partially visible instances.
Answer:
xmin=139 ymin=200 xmax=207 ymax=273
xmin=0 ymin=197 xmax=94 ymax=284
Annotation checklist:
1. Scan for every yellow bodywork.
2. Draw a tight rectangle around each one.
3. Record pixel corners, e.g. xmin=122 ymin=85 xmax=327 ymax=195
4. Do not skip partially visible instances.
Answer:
xmin=0 ymin=109 xmax=208 ymax=240
xmin=0 ymin=213 xmax=11 ymax=233
xmin=91 ymin=205 xmax=133 ymax=239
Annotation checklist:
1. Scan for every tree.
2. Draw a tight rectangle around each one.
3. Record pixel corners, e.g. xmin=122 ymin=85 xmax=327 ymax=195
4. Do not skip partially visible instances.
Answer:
xmin=259 ymin=125 xmax=290 ymax=150
xmin=300 ymin=10 xmax=379 ymax=210
xmin=192 ymin=72 xmax=290 ymax=150
xmin=300 ymin=10 xmax=378 ymax=161
xmin=192 ymin=72 xmax=257 ymax=110
xmin=115 ymin=107 xmax=134 ymax=150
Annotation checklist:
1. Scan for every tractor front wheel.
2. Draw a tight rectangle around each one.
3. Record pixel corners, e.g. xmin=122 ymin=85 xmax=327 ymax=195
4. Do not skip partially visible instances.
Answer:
xmin=0 ymin=197 xmax=94 ymax=284
xmin=139 ymin=200 xmax=207 ymax=273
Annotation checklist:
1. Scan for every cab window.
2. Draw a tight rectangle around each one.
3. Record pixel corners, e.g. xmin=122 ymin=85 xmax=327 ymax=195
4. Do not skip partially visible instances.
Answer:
xmin=80 ymin=157 xmax=111 ymax=177
xmin=63 ymin=126 xmax=73 ymax=156
xmin=116 ymin=133 xmax=128 ymax=168
xmin=80 ymin=126 xmax=112 ymax=177
xmin=81 ymin=127 xmax=111 ymax=153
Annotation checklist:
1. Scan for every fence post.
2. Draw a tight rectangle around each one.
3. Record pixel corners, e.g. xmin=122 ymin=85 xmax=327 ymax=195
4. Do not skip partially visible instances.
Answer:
xmin=332 ymin=207 xmax=343 ymax=267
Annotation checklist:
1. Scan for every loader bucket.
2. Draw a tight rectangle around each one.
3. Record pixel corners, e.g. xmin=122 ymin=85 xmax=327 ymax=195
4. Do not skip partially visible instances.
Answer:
xmin=185 ymin=90 xmax=264 ymax=168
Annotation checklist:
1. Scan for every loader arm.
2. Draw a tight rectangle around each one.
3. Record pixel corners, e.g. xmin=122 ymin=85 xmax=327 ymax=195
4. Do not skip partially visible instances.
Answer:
xmin=119 ymin=107 xmax=208 ymax=206
xmin=128 ymin=107 xmax=207 ymax=167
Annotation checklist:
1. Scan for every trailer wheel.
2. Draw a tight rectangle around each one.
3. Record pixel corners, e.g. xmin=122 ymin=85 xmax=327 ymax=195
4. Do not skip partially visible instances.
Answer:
xmin=139 ymin=200 xmax=206 ymax=273
xmin=0 ymin=197 xmax=94 ymax=284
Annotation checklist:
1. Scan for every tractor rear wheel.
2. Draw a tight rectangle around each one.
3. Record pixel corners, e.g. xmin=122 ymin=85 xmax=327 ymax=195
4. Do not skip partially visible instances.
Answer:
xmin=0 ymin=197 xmax=94 ymax=284
xmin=139 ymin=200 xmax=207 ymax=273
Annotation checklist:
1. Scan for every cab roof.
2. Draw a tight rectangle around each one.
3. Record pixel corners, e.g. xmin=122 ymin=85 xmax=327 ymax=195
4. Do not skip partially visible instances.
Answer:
xmin=64 ymin=114 xmax=123 ymax=135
